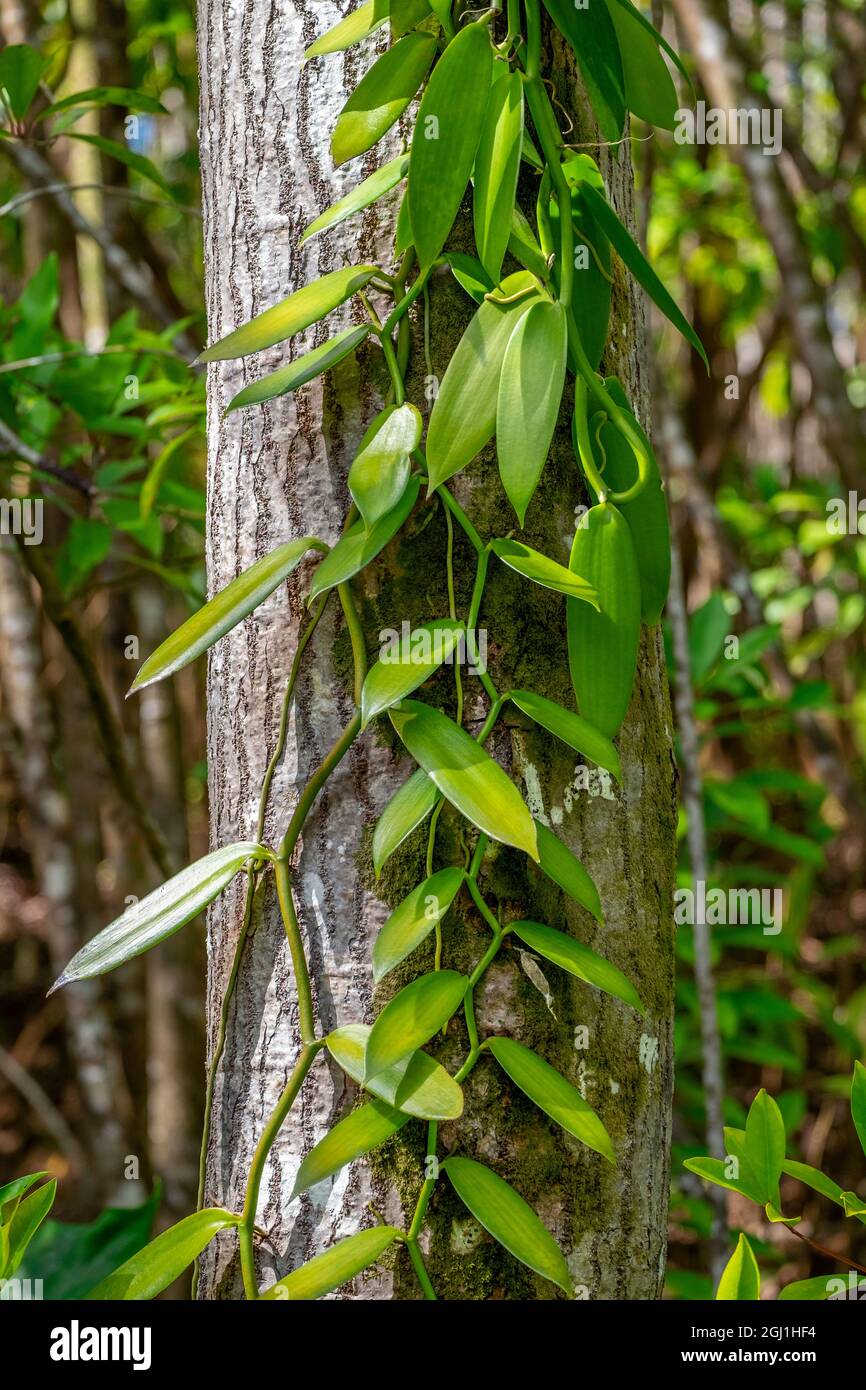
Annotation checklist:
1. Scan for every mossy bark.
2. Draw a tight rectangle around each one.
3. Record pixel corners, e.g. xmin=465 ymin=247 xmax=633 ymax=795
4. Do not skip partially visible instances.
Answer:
xmin=197 ymin=3 xmax=676 ymax=1300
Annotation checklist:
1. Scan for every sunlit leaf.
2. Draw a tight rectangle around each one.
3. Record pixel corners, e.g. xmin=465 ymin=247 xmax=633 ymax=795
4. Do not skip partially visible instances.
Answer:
xmin=534 ymin=821 xmax=602 ymax=922
xmin=349 ymin=402 xmax=422 ymax=529
xmin=301 ymin=155 xmax=409 ymax=244
xmin=332 ymin=33 xmax=437 ymax=166
xmin=291 ymin=1101 xmax=410 ymax=1198
xmin=261 ymin=1226 xmax=400 ymax=1300
xmin=489 ymin=538 xmax=599 ymax=605
xmin=510 ymin=690 xmax=621 ymax=780
xmin=197 ymin=265 xmax=380 ymax=362
xmin=309 ymin=478 xmax=420 ymax=601
xmin=372 ymin=768 xmax=439 ymax=876
xmin=361 ymin=619 xmax=465 ymax=727
xmin=372 ymin=866 xmax=465 ymax=980
xmin=497 ymin=300 xmax=567 ymax=525
xmin=87 ymin=1210 xmax=241 ymax=1300
xmin=510 ymin=918 xmax=643 ymax=1013
xmin=225 ymin=326 xmax=370 ymax=413
xmin=715 ymin=1233 xmax=760 ymax=1301
xmin=364 ymin=970 xmax=467 ymax=1080
xmin=327 ymin=1023 xmax=463 ymax=1119
xmin=473 ymin=71 xmax=523 ymax=285
xmin=488 ymin=1037 xmax=613 ymax=1162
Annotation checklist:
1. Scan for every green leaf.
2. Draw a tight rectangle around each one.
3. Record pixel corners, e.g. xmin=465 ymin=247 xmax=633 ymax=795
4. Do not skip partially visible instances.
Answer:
xmin=87 ymin=1209 xmax=240 ymax=1300
xmin=291 ymin=1100 xmax=410 ymax=1198
xmin=442 ymin=1156 xmax=571 ymax=1294
xmin=778 ymin=1276 xmax=836 ymax=1302
xmin=489 ymin=538 xmax=599 ymax=605
xmin=426 ymin=272 xmax=541 ymax=490
xmin=373 ymin=768 xmax=439 ymax=875
xmin=578 ymin=183 xmax=708 ymax=368
xmin=408 ymin=22 xmax=493 ymax=268
xmin=349 ymin=402 xmax=422 ymax=529
xmin=364 ymin=970 xmax=467 ymax=1080
xmin=589 ymin=377 xmax=670 ymax=624
xmin=50 ymin=842 xmax=261 ymax=989
xmin=765 ymin=1202 xmax=799 ymax=1226
xmin=130 ymin=538 xmax=320 ymax=692
xmin=0 ymin=1172 xmax=48 ymax=1224
xmin=332 ymin=32 xmax=437 ymax=165
xmin=781 ymin=1158 xmax=846 ymax=1208
xmin=225 ymin=326 xmax=370 ymax=414
xmin=140 ymin=426 xmax=197 ymax=518
xmin=444 ymin=251 xmax=495 ymax=303
xmin=305 ymin=0 xmax=389 ymax=59
xmin=308 ymin=477 xmax=420 ymax=601
xmin=508 ymin=205 xmax=551 ymax=282
xmin=362 ymin=619 xmax=465 ymax=727
xmin=567 ymin=502 xmax=641 ymax=739
xmin=610 ymin=0 xmax=694 ymax=96
xmin=534 ymin=821 xmax=602 ymax=922
xmin=689 ymin=591 xmax=729 ymax=685
xmin=510 ymin=690 xmax=621 ymax=781
xmin=604 ymin=0 xmax=678 ymax=130
xmin=540 ymin=0 xmax=625 ymax=142
xmin=17 ymin=1191 xmax=160 ymax=1299
xmin=390 ymin=0 xmax=433 ymax=38
xmin=0 ymin=45 xmax=48 ymax=119
xmin=683 ymin=1156 xmax=762 ymax=1204
xmin=497 ymin=300 xmax=567 ymax=526
xmin=198 ymin=265 xmax=380 ymax=361
xmin=473 ymin=71 xmax=524 ymax=284
xmin=326 ymin=1023 xmax=463 ymax=1119
xmin=743 ymin=1088 xmax=786 ymax=1205
xmin=372 ymin=866 xmax=465 ymax=980
xmin=301 ymin=154 xmax=409 ymax=244
xmin=390 ymin=699 xmax=539 ymax=859
xmin=4 ymin=1179 xmax=57 ymax=1278
xmin=261 ymin=1226 xmax=400 ymax=1300
xmin=488 ymin=1037 xmax=613 ymax=1163
xmin=841 ymin=1190 xmax=866 ymax=1219
xmin=716 ymin=1234 xmax=760 ymax=1301
xmin=511 ymin=918 xmax=643 ymax=1012
xmin=66 ymin=132 xmax=174 ymax=198
xmin=852 ymin=1060 xmax=866 ymax=1161
xmin=39 ymin=87 xmax=168 ymax=120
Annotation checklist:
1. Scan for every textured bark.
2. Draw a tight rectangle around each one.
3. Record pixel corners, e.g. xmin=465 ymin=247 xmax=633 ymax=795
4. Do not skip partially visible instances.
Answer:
xmin=196 ymin=3 xmax=676 ymax=1299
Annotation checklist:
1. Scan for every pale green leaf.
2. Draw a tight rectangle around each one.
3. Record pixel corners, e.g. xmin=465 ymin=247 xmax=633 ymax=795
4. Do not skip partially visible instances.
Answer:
xmin=510 ymin=918 xmax=644 ymax=1013
xmin=309 ymin=477 xmax=420 ymax=601
xmin=326 ymin=1023 xmax=463 ymax=1119
xmin=361 ymin=618 xmax=465 ymax=727
xmin=488 ymin=1037 xmax=613 ymax=1163
xmin=348 ymin=402 xmax=422 ymax=529
xmin=225 ymin=326 xmax=369 ymax=413
xmin=332 ymin=33 xmax=436 ymax=166
xmin=130 ymin=538 xmax=321 ymax=692
xmin=261 ymin=1226 xmax=400 ymax=1300
xmin=489 ymin=538 xmax=599 ymax=606
xmin=50 ymin=843 xmax=262 ymax=989
xmin=364 ymin=970 xmax=467 ymax=1080
xmin=716 ymin=1233 xmax=760 ymax=1301
xmin=534 ymin=820 xmax=602 ymax=921
xmin=743 ymin=1088 xmax=786 ymax=1205
xmin=372 ymin=866 xmax=465 ymax=980
xmin=390 ymin=699 xmax=539 ymax=859
xmin=305 ymin=0 xmax=388 ymax=59
xmin=373 ymin=768 xmax=438 ymax=876
xmin=497 ymin=300 xmax=567 ymax=525
xmin=291 ymin=1100 xmax=410 ymax=1198
xmin=442 ymin=1156 xmax=572 ymax=1293
xmin=87 ymin=1210 xmax=240 ymax=1300
xmin=198 ymin=265 xmax=380 ymax=362
xmin=473 ymin=71 xmax=523 ymax=285
xmin=510 ymin=689 xmax=621 ymax=780
xmin=301 ymin=155 xmax=409 ymax=244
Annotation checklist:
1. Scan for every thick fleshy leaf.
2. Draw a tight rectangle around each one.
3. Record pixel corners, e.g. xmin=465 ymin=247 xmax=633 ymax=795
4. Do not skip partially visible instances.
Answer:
xmin=559 ymin=193 xmax=612 ymax=371
xmin=510 ymin=690 xmax=621 ymax=781
xmin=587 ymin=378 xmax=670 ymax=624
xmin=853 ymin=1060 xmax=866 ymax=1161
xmin=442 ymin=1156 xmax=571 ymax=1293
xmin=604 ymin=0 xmax=678 ymax=130
xmin=444 ymin=251 xmax=495 ymax=303
xmin=567 ymin=502 xmax=641 ymax=738
xmin=87 ymin=1210 xmax=240 ymax=1300
xmin=408 ymin=22 xmax=493 ymax=268
xmin=362 ymin=619 xmax=465 ymax=727
xmin=373 ymin=768 xmax=439 ymax=875
xmin=225 ymin=326 xmax=369 ymax=413
xmin=302 ymin=155 xmax=409 ymax=244
xmin=426 ymin=272 xmax=541 ymax=490
xmin=390 ymin=700 xmax=539 ymax=859
xmin=130 ymin=538 xmax=320 ymax=692
xmin=540 ymin=0 xmax=625 ymax=142
xmin=309 ymin=477 xmax=420 ymax=601
xmin=488 ymin=1037 xmax=613 ymax=1163
xmin=291 ymin=1101 xmax=410 ymax=1198
xmin=364 ymin=970 xmax=467 ymax=1080
xmin=332 ymin=33 xmax=437 ymax=166
xmin=683 ymin=1156 xmax=761 ymax=1203
xmin=349 ymin=402 xmax=422 ymax=529
xmin=510 ymin=919 xmax=643 ymax=1013
xmin=261 ymin=1226 xmax=400 ymax=1300
xmin=473 ymin=72 xmax=524 ymax=285
xmin=508 ymin=206 xmax=551 ymax=281
xmin=390 ymin=0 xmax=433 ymax=37
xmin=579 ymin=183 xmax=708 ymax=368
xmin=326 ymin=1023 xmax=463 ymax=1119
xmin=611 ymin=0 xmax=694 ymax=95
xmin=305 ymin=0 xmax=388 ymax=59
xmin=497 ymin=300 xmax=567 ymax=525
xmin=489 ymin=538 xmax=599 ymax=605
xmin=716 ymin=1233 xmax=760 ymax=1301
xmin=197 ymin=265 xmax=380 ymax=362
xmin=534 ymin=821 xmax=602 ymax=921
xmin=372 ymin=866 xmax=465 ymax=980
xmin=743 ymin=1088 xmax=785 ymax=1205
xmin=50 ymin=843 xmax=261 ymax=990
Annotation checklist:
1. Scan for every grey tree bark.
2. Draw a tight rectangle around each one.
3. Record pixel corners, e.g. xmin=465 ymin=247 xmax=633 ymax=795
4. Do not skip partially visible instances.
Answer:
xmin=196 ymin=2 xmax=676 ymax=1300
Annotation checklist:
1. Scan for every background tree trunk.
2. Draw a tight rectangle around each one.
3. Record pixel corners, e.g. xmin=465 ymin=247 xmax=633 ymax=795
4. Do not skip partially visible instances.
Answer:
xmin=196 ymin=2 xmax=676 ymax=1300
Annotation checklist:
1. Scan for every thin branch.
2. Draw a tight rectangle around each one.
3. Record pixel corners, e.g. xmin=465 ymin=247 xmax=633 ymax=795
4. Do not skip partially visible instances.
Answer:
xmin=0 ymin=182 xmax=202 ymax=219
xmin=0 ymin=417 xmax=92 ymax=496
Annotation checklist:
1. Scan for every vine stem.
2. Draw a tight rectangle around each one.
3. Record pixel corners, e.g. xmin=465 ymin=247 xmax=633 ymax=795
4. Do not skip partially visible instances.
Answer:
xmin=238 ymin=1040 xmax=324 ymax=1299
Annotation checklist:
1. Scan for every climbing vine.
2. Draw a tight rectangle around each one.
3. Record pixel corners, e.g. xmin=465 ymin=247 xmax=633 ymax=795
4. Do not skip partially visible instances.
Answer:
xmin=43 ymin=0 xmax=705 ymax=1300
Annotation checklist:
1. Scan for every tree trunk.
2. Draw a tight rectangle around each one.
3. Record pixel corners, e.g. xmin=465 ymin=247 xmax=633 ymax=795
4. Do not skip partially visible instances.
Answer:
xmin=196 ymin=3 xmax=676 ymax=1300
